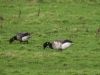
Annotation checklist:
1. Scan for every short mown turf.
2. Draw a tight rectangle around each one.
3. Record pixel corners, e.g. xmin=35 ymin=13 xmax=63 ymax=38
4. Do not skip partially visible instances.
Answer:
xmin=0 ymin=0 xmax=100 ymax=75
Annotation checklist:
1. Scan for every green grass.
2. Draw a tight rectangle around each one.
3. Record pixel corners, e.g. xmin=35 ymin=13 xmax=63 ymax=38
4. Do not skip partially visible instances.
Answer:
xmin=0 ymin=0 xmax=100 ymax=75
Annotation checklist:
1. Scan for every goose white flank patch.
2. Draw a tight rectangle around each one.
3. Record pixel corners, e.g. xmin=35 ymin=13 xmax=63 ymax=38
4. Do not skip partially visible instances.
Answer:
xmin=43 ymin=39 xmax=73 ymax=50
xmin=21 ymin=36 xmax=30 ymax=41
xmin=61 ymin=42 xmax=72 ymax=49
xmin=9 ymin=32 xmax=30 ymax=44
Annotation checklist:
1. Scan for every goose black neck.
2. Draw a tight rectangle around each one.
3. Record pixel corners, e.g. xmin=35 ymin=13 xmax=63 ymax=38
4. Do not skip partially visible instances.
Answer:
xmin=9 ymin=36 xmax=17 ymax=43
xmin=48 ymin=43 xmax=53 ymax=49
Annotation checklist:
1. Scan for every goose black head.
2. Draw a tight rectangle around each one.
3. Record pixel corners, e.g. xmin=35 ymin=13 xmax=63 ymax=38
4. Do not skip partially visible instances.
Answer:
xmin=9 ymin=38 xmax=14 ymax=43
xmin=9 ymin=36 xmax=17 ymax=44
xmin=43 ymin=42 xmax=52 ymax=49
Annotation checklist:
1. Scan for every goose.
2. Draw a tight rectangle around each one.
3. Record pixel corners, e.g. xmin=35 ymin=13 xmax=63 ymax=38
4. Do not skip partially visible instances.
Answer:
xmin=43 ymin=39 xmax=72 ymax=51
xmin=9 ymin=32 xmax=30 ymax=43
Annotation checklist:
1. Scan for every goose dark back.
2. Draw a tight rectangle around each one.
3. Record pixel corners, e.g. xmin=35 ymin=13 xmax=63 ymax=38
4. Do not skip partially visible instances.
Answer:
xmin=62 ymin=40 xmax=73 ymax=43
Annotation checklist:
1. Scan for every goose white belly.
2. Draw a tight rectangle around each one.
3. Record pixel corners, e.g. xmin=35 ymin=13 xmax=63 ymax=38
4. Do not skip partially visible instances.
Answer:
xmin=61 ymin=42 xmax=72 ymax=49
xmin=22 ymin=36 xmax=29 ymax=41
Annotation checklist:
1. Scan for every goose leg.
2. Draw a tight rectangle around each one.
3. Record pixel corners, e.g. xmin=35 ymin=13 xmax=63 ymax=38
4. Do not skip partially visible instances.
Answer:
xmin=26 ymin=40 xmax=28 ymax=44
xmin=58 ymin=49 xmax=63 ymax=52
xmin=20 ymin=40 xmax=22 ymax=43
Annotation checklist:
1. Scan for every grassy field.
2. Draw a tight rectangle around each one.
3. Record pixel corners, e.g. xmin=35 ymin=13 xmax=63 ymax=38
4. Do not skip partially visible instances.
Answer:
xmin=0 ymin=0 xmax=100 ymax=75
